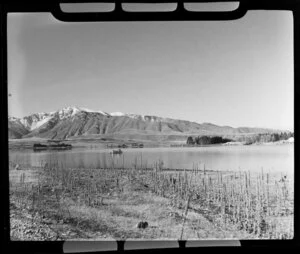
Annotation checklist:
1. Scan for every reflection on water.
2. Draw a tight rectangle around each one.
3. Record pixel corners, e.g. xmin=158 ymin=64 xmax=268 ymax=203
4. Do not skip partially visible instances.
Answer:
xmin=9 ymin=144 xmax=294 ymax=173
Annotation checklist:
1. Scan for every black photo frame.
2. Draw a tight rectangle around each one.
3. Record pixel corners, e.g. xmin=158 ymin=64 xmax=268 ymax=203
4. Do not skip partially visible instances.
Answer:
xmin=1 ymin=0 xmax=299 ymax=252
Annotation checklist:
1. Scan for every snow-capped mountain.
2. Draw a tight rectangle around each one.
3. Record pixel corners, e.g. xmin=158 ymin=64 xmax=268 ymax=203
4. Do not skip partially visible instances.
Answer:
xmin=14 ymin=106 xmax=109 ymax=133
xmin=8 ymin=106 xmax=283 ymax=140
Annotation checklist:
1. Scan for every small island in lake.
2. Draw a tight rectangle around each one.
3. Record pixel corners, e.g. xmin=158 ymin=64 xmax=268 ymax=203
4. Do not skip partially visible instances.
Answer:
xmin=33 ymin=140 xmax=72 ymax=151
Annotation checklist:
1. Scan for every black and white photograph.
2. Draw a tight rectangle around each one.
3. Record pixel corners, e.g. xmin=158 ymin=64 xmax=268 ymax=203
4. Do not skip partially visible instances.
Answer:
xmin=7 ymin=3 xmax=294 ymax=241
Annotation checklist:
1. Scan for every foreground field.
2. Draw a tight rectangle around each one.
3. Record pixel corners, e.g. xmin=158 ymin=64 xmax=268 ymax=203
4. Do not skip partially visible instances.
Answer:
xmin=9 ymin=161 xmax=293 ymax=240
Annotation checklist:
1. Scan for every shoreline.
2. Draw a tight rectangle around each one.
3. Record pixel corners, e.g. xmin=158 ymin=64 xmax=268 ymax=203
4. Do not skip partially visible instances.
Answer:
xmin=8 ymin=138 xmax=294 ymax=151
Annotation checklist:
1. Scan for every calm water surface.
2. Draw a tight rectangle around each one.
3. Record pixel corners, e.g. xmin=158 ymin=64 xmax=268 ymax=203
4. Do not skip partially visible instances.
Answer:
xmin=9 ymin=144 xmax=294 ymax=174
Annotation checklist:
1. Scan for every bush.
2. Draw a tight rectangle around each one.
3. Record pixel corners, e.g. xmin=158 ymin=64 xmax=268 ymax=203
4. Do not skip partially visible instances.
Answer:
xmin=187 ymin=136 xmax=195 ymax=145
xmin=237 ymin=132 xmax=293 ymax=144
xmin=187 ymin=136 xmax=233 ymax=145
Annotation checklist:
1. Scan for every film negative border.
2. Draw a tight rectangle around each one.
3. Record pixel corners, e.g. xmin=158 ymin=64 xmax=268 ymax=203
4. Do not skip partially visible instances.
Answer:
xmin=1 ymin=0 xmax=299 ymax=252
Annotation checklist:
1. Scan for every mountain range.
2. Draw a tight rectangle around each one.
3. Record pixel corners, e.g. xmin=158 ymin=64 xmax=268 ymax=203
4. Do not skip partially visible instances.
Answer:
xmin=8 ymin=106 xmax=284 ymax=140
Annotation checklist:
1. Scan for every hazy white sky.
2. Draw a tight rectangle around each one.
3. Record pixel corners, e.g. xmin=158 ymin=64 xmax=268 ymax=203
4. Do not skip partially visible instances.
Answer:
xmin=7 ymin=10 xmax=293 ymax=131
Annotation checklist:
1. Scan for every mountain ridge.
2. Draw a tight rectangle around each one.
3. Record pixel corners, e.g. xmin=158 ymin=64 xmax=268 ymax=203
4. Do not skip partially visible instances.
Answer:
xmin=8 ymin=106 xmax=288 ymax=140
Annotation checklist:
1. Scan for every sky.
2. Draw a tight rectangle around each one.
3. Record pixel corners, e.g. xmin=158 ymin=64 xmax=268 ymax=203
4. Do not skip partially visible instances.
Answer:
xmin=7 ymin=8 xmax=294 ymax=131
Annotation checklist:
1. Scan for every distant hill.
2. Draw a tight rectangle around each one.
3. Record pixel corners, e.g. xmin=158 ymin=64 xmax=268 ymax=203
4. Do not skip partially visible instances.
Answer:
xmin=8 ymin=106 xmax=286 ymax=141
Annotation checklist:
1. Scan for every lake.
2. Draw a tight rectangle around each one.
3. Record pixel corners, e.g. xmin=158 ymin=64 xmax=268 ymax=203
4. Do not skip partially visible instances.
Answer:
xmin=9 ymin=144 xmax=294 ymax=174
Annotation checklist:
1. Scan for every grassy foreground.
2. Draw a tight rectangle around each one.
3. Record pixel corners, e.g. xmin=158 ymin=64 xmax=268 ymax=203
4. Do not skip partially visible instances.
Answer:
xmin=9 ymin=161 xmax=293 ymax=240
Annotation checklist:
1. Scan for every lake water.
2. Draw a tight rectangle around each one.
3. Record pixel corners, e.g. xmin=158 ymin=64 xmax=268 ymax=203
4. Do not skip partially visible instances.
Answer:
xmin=9 ymin=144 xmax=294 ymax=174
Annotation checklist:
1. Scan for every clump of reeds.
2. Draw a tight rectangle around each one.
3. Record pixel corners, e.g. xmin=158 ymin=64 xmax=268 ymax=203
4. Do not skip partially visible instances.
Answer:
xmin=128 ymin=159 xmax=293 ymax=239
xmin=10 ymin=156 xmax=293 ymax=240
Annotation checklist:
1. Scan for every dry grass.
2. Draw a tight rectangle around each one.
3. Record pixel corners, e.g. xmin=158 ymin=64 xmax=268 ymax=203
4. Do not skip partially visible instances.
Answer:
xmin=9 ymin=158 xmax=293 ymax=240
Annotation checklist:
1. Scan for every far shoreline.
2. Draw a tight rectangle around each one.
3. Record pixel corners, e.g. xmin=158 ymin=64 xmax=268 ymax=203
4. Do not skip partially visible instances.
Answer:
xmin=8 ymin=137 xmax=294 ymax=151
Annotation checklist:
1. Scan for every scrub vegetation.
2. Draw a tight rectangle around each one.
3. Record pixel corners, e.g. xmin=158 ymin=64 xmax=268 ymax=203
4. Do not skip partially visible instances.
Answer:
xmin=9 ymin=158 xmax=293 ymax=240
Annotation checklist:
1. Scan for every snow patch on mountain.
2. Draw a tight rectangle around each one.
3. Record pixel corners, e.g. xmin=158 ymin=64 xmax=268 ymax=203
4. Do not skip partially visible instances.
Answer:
xmin=79 ymin=107 xmax=96 ymax=113
xmin=126 ymin=113 xmax=143 ymax=119
xmin=8 ymin=116 xmax=20 ymax=122
xmin=110 ymin=112 xmax=125 ymax=116
xmin=62 ymin=106 xmax=110 ymax=116
xmin=56 ymin=106 xmax=82 ymax=119
xmin=20 ymin=113 xmax=51 ymax=131
xmin=95 ymin=110 xmax=110 ymax=116
xmin=32 ymin=116 xmax=53 ymax=130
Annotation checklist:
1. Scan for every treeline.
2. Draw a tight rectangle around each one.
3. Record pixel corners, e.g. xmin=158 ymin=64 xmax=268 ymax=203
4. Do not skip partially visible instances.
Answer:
xmin=186 ymin=132 xmax=294 ymax=145
xmin=236 ymin=132 xmax=294 ymax=145
xmin=186 ymin=135 xmax=232 ymax=145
